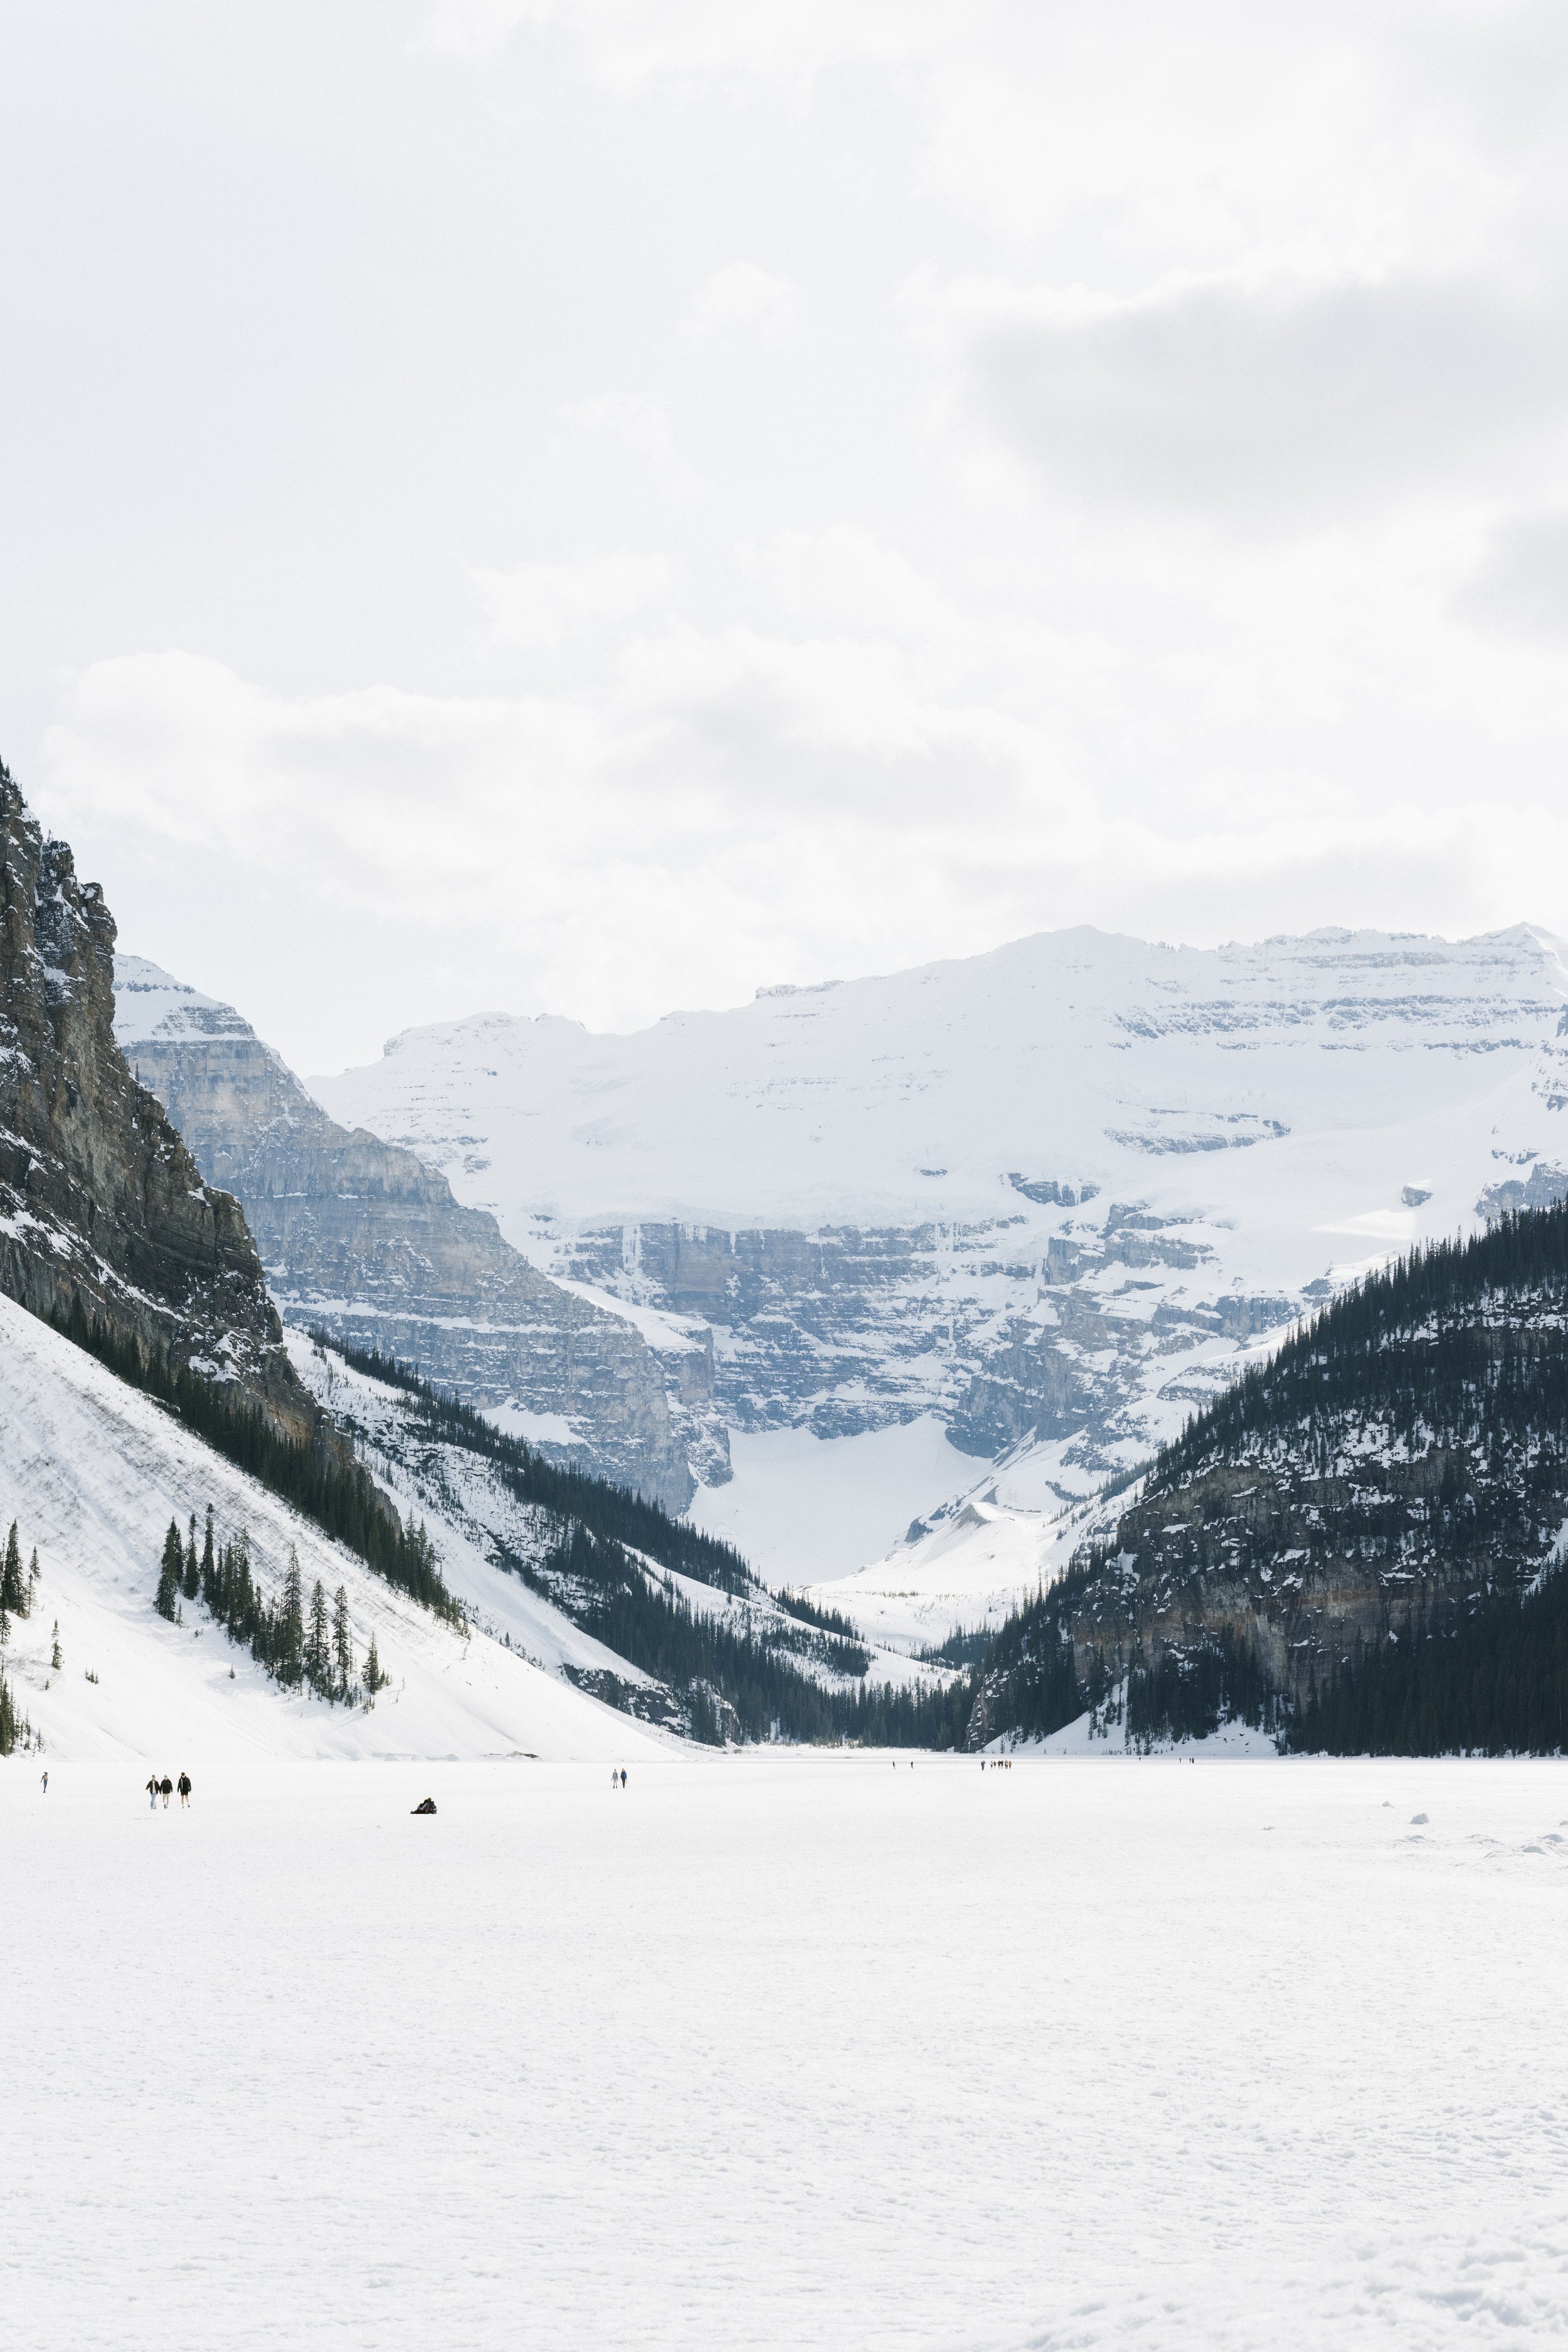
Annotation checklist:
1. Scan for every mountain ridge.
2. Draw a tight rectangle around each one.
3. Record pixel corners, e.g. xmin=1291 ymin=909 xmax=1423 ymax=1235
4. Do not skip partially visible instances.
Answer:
xmin=115 ymin=956 xmax=723 ymax=1510
xmin=313 ymin=918 xmax=1568 ymax=1591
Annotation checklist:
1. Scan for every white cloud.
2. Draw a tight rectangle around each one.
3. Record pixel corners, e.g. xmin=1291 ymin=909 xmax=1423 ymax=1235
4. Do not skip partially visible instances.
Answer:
xmin=1457 ymin=508 xmax=1568 ymax=642
xmin=15 ymin=0 xmax=1568 ymax=1074
xmin=40 ymin=549 xmax=1568 ymax=1062
xmin=939 ymin=271 xmax=1568 ymax=529
xmin=420 ymin=0 xmax=965 ymax=88
xmin=560 ymin=396 xmax=699 ymax=496
xmin=475 ymin=553 xmax=673 ymax=649
xmin=686 ymin=262 xmax=798 ymax=347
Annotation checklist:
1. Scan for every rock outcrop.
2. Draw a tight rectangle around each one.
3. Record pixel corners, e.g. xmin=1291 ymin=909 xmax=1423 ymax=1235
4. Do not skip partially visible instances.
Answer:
xmin=115 ymin=960 xmax=709 ymax=1510
xmin=0 ymin=766 xmax=315 ymax=1442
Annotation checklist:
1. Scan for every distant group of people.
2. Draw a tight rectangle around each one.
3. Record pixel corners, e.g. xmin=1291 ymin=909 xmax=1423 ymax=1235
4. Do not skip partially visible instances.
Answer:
xmin=609 ymin=1767 xmax=628 ymax=1789
xmin=145 ymin=1772 xmax=192 ymax=1809
xmin=983 ymin=1758 xmax=1014 ymax=1771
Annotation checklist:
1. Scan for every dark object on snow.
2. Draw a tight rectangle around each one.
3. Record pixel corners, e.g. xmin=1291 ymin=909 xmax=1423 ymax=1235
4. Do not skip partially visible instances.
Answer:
xmin=411 ymin=1797 xmax=437 ymax=1815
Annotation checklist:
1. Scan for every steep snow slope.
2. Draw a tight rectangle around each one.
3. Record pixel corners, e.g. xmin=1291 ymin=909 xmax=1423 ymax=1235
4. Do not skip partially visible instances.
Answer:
xmin=0 ymin=1293 xmax=660 ymax=1762
xmin=317 ymin=923 xmax=1568 ymax=1604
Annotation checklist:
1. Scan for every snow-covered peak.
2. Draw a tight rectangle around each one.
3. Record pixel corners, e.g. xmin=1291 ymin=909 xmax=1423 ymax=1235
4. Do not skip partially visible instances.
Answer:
xmin=114 ymin=954 xmax=255 ymax=1050
xmin=314 ymin=921 xmax=1568 ymax=1236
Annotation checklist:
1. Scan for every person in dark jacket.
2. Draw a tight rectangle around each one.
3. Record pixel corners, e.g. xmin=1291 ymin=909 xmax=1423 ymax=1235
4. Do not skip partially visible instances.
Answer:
xmin=159 ymin=1775 xmax=172 ymax=1808
xmin=146 ymin=1775 xmax=159 ymax=1811
xmin=177 ymin=1772 xmax=191 ymax=1808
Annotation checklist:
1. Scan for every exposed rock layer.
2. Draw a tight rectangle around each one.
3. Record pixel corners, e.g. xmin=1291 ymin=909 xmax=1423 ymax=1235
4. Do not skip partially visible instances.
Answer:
xmin=116 ymin=960 xmax=710 ymax=1510
xmin=0 ymin=769 xmax=315 ymax=1442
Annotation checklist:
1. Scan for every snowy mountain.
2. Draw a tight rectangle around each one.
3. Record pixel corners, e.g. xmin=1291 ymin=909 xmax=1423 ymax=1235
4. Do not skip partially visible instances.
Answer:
xmin=315 ymin=923 xmax=1568 ymax=1618
xmin=114 ymin=956 xmax=719 ymax=1508
xmin=0 ymin=1290 xmax=657 ymax=1762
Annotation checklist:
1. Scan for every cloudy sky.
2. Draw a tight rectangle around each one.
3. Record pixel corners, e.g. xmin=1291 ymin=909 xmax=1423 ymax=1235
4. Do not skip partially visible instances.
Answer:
xmin=6 ymin=1 xmax=1568 ymax=1074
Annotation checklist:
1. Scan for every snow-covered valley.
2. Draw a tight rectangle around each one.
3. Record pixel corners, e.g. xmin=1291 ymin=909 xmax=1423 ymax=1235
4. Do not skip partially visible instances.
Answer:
xmin=10 ymin=1751 xmax=1568 ymax=2352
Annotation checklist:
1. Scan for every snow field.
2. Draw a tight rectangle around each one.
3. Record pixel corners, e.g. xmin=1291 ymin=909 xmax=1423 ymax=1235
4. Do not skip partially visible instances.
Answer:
xmin=8 ymin=1752 xmax=1568 ymax=2351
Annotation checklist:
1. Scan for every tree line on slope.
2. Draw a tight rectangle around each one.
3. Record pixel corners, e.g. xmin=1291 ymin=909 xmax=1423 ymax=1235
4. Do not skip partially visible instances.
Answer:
xmin=320 ymin=1336 xmax=758 ymax=1594
xmin=539 ymin=1520 xmax=967 ymax=1747
xmin=328 ymin=1290 xmax=1568 ymax=1757
xmin=1155 ymin=1204 xmax=1568 ymax=1494
xmin=48 ymin=1296 xmax=462 ymax=1624
xmin=968 ymin=1204 xmax=1568 ymax=1756
xmin=153 ymin=1508 xmax=388 ymax=1705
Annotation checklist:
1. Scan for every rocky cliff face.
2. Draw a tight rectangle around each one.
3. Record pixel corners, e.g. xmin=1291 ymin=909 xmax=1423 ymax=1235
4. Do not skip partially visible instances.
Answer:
xmin=0 ymin=768 xmax=315 ymax=1441
xmin=115 ymin=960 xmax=717 ymax=1511
xmin=315 ymin=923 xmax=1568 ymax=1555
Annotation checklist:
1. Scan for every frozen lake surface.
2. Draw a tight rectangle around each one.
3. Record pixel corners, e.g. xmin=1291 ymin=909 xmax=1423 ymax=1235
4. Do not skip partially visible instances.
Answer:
xmin=9 ymin=1752 xmax=1568 ymax=2349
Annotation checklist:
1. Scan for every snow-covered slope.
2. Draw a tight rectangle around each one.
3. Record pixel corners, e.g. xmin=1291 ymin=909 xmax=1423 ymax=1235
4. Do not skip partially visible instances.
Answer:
xmin=285 ymin=1333 xmax=935 ymax=1706
xmin=315 ymin=923 xmax=1568 ymax=1612
xmin=0 ymin=1293 xmax=661 ymax=1763
xmin=317 ymin=923 xmax=1568 ymax=1232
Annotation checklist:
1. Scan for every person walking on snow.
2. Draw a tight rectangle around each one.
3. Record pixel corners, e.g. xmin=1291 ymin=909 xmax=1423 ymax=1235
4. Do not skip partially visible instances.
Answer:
xmin=159 ymin=1774 xmax=172 ymax=1808
xmin=146 ymin=1775 xmax=159 ymax=1811
xmin=40 ymin=1770 xmax=48 ymax=1794
xmin=177 ymin=1771 xmax=191 ymax=1808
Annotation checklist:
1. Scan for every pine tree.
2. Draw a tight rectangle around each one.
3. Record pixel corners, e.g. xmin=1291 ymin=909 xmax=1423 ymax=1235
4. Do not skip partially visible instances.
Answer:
xmin=1 ymin=1522 xmax=24 ymax=1620
xmin=306 ymin=1578 xmax=331 ymax=1694
xmin=363 ymin=1633 xmax=384 ymax=1696
xmin=332 ymin=1584 xmax=354 ymax=1696
xmin=278 ymin=1546 xmax=304 ymax=1683
xmin=156 ymin=1520 xmax=183 ymax=1621
xmin=51 ymin=1619 xmax=61 ymax=1671
xmin=28 ymin=1547 xmax=40 ymax=1604
xmin=182 ymin=1515 xmax=199 ymax=1602
xmin=201 ymin=1507 xmax=216 ymax=1607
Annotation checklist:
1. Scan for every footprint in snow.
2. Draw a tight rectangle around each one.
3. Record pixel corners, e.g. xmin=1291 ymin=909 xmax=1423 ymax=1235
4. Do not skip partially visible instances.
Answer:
xmin=1410 ymin=1813 xmax=1429 ymax=1825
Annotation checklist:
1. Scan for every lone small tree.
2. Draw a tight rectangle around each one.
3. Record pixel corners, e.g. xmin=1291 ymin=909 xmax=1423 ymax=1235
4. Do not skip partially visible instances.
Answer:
xmin=181 ymin=1515 xmax=200 ymax=1602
